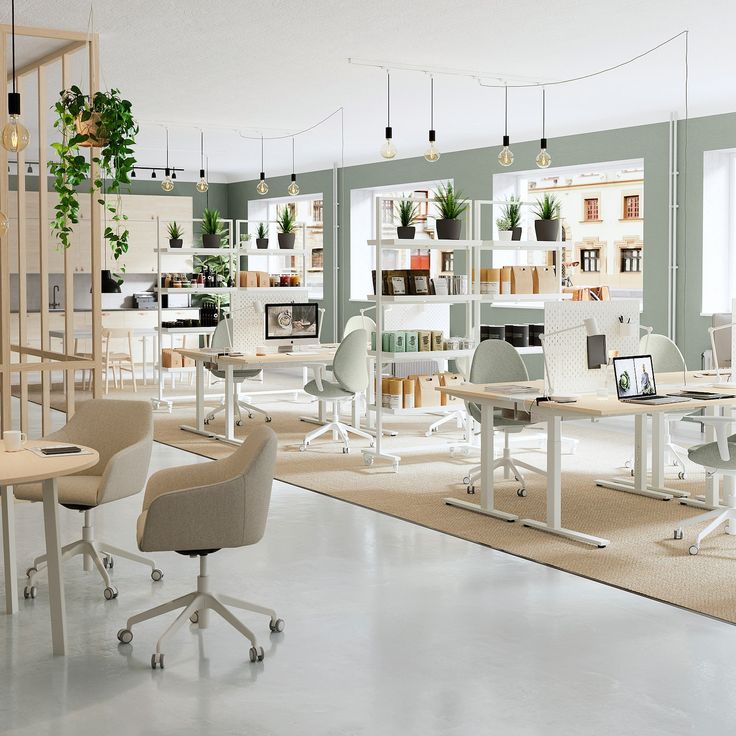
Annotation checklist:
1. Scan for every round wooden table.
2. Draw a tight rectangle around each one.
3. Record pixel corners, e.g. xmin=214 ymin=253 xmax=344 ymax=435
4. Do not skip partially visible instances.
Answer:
xmin=1 ymin=440 xmax=99 ymax=656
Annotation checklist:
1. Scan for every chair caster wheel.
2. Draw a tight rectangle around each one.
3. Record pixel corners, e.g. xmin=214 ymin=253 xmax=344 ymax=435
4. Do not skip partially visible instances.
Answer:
xmin=189 ymin=611 xmax=199 ymax=624
xmin=23 ymin=585 xmax=36 ymax=599
xmin=678 ymin=472 xmax=686 ymax=480
xmin=151 ymin=568 xmax=163 ymax=582
xmin=204 ymin=419 xmax=210 ymax=425
xmin=117 ymin=628 xmax=133 ymax=644
xmin=630 ymin=469 xmax=635 ymax=477
xmin=25 ymin=566 xmax=37 ymax=578
xmin=342 ymin=447 xmax=350 ymax=454
xmin=103 ymin=555 xmax=114 ymax=569
xmin=517 ymin=488 xmax=527 ymax=497
xmin=462 ymin=475 xmax=471 ymax=485
xmin=673 ymin=529 xmax=683 ymax=540
xmin=299 ymin=445 xmax=307 ymax=453
xmin=151 ymin=653 xmax=164 ymax=669
xmin=467 ymin=485 xmax=476 ymax=495
xmin=266 ymin=416 xmax=272 ymax=423
xmin=249 ymin=646 xmax=265 ymax=663
xmin=688 ymin=545 xmax=699 ymax=556
xmin=269 ymin=618 xmax=285 ymax=633
xmin=363 ymin=455 xmax=374 ymax=466
xmin=103 ymin=586 xmax=118 ymax=600
xmin=236 ymin=420 xmax=243 ymax=427
xmin=369 ymin=441 xmax=375 ymax=448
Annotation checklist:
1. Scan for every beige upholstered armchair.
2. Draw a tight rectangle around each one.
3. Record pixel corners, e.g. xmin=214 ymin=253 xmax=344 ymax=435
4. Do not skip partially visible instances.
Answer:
xmin=117 ymin=425 xmax=282 ymax=669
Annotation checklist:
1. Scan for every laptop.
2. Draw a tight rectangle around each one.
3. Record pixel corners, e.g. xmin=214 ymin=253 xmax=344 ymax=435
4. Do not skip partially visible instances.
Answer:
xmin=613 ymin=354 xmax=691 ymax=405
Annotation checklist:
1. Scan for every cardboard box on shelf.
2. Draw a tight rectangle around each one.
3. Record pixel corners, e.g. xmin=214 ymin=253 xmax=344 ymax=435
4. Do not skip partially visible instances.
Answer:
xmin=405 ymin=331 xmax=418 ymax=352
xmin=161 ymin=348 xmax=183 ymax=368
xmin=386 ymin=379 xmax=403 ymax=409
xmin=431 ymin=331 xmax=444 ymax=352
xmin=388 ymin=331 xmax=406 ymax=352
xmin=417 ymin=330 xmax=432 ymax=352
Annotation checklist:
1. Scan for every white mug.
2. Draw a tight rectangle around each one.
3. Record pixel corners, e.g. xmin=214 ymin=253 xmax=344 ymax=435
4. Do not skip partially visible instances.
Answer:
xmin=3 ymin=430 xmax=27 ymax=452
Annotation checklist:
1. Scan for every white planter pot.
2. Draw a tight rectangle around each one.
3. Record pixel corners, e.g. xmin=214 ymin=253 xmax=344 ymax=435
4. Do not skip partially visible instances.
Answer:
xmin=497 ymin=230 xmax=513 ymax=241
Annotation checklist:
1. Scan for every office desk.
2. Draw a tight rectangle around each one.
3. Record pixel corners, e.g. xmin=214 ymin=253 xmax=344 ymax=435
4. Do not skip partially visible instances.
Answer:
xmin=438 ymin=379 xmax=736 ymax=548
xmin=1 ymin=441 xmax=99 ymax=655
xmin=178 ymin=348 xmax=338 ymax=444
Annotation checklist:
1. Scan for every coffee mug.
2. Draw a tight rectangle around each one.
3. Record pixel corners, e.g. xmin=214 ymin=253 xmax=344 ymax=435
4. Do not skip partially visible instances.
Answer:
xmin=3 ymin=430 xmax=27 ymax=452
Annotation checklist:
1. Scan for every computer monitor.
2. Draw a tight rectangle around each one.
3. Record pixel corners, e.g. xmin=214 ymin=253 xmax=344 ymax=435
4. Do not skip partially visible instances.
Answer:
xmin=264 ymin=302 xmax=320 ymax=352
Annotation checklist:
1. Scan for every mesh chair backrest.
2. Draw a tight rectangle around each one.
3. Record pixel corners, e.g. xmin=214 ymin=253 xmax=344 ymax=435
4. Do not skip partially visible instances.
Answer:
xmin=333 ymin=329 xmax=369 ymax=394
xmin=639 ymin=333 xmax=686 ymax=373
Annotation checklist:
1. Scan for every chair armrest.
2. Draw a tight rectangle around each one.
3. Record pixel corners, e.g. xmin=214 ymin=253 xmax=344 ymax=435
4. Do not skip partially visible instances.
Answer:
xmin=139 ymin=476 xmax=248 ymax=552
xmin=97 ymin=437 xmax=153 ymax=505
xmin=683 ymin=416 xmax=735 ymax=461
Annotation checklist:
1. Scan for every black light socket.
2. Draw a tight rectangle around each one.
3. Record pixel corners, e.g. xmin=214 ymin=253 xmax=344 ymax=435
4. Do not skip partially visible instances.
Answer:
xmin=502 ymin=134 xmax=510 ymax=147
xmin=290 ymin=173 xmax=297 ymax=182
xmin=7 ymin=92 xmax=20 ymax=117
xmin=171 ymin=171 xmax=176 ymax=180
xmin=199 ymin=168 xmax=205 ymax=178
xmin=540 ymin=137 xmax=548 ymax=149
xmin=259 ymin=172 xmax=266 ymax=181
xmin=164 ymin=167 xmax=171 ymax=177
xmin=385 ymin=126 xmax=393 ymax=140
xmin=428 ymin=129 xmax=436 ymax=142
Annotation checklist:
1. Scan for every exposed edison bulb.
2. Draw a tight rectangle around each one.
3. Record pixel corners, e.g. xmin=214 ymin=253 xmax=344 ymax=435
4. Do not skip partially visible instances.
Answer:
xmin=0 ymin=211 xmax=8 ymax=237
xmin=256 ymin=173 xmax=269 ymax=195
xmin=380 ymin=138 xmax=397 ymax=160
xmin=536 ymin=148 xmax=552 ymax=169
xmin=498 ymin=135 xmax=513 ymax=167
xmin=1 ymin=116 xmax=29 ymax=153
xmin=424 ymin=130 xmax=440 ymax=162
xmin=287 ymin=175 xmax=300 ymax=196
xmin=196 ymin=177 xmax=209 ymax=193
xmin=161 ymin=174 xmax=174 ymax=192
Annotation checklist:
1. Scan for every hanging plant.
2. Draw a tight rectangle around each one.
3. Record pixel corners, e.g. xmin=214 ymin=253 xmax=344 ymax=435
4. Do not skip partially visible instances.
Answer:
xmin=49 ymin=85 xmax=138 ymax=266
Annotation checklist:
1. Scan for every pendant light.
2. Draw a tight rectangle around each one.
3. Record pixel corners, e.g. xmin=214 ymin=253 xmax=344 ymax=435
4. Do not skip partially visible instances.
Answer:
xmin=1 ymin=0 xmax=29 ymax=153
xmin=130 ymin=169 xmax=136 ymax=178
xmin=379 ymin=70 xmax=396 ymax=160
xmin=424 ymin=76 xmax=440 ymax=162
xmin=196 ymin=130 xmax=208 ymax=193
xmin=497 ymin=86 xmax=513 ymax=167
xmin=287 ymin=137 xmax=300 ymax=195
xmin=161 ymin=128 xmax=174 ymax=191
xmin=256 ymin=135 xmax=269 ymax=194
xmin=151 ymin=170 xmax=156 ymax=179
xmin=535 ymin=88 xmax=552 ymax=169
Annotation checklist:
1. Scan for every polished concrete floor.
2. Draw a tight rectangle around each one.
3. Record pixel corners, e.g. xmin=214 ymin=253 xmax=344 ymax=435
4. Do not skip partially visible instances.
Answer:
xmin=2 ymin=419 xmax=736 ymax=734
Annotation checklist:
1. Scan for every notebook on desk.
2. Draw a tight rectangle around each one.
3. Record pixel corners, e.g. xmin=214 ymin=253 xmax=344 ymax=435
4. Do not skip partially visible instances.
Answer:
xmin=613 ymin=355 xmax=691 ymax=405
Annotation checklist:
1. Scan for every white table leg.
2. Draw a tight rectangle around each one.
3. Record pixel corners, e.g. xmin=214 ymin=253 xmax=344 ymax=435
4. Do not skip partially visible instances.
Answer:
xmin=196 ymin=359 xmax=205 ymax=431
xmin=142 ymin=336 xmax=148 ymax=386
xmin=521 ymin=415 xmax=609 ymax=547
xmin=42 ymin=478 xmax=66 ymax=656
xmin=444 ymin=402 xmax=517 ymax=522
xmin=225 ymin=363 xmax=235 ymax=441
xmin=1 ymin=485 xmax=18 ymax=615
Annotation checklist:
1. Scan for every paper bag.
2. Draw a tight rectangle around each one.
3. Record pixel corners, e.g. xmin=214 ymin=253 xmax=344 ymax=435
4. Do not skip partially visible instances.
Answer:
xmin=532 ymin=265 xmax=557 ymax=294
xmin=439 ymin=372 xmax=464 ymax=406
xmin=411 ymin=374 xmax=441 ymax=408
xmin=510 ymin=266 xmax=534 ymax=294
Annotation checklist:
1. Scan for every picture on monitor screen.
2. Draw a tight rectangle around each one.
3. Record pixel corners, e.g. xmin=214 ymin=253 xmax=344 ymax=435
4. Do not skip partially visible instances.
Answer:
xmin=265 ymin=303 xmax=319 ymax=340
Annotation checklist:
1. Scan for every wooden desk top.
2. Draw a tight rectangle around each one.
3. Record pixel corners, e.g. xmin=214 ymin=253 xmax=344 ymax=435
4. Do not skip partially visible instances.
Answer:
xmin=178 ymin=347 xmax=338 ymax=367
xmin=0 ymin=441 xmax=99 ymax=485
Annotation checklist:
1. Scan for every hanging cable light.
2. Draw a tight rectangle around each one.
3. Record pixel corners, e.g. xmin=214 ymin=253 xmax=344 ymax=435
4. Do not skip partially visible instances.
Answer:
xmin=424 ymin=76 xmax=440 ymax=162
xmin=497 ymin=86 xmax=513 ymax=167
xmin=536 ymin=88 xmax=552 ymax=169
xmin=161 ymin=128 xmax=174 ymax=191
xmin=256 ymin=135 xmax=269 ymax=194
xmin=151 ymin=169 xmax=156 ymax=179
xmin=379 ymin=70 xmax=396 ymax=160
xmin=1 ymin=0 xmax=29 ymax=153
xmin=131 ymin=169 xmax=136 ymax=178
xmin=26 ymin=162 xmax=32 ymax=174
xmin=196 ymin=130 xmax=208 ymax=193
xmin=287 ymin=137 xmax=300 ymax=195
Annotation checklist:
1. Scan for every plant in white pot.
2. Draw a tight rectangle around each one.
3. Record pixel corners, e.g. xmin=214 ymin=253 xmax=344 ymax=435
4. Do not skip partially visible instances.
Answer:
xmin=532 ymin=193 xmax=561 ymax=241
xmin=277 ymin=205 xmax=297 ymax=249
xmin=434 ymin=182 xmax=468 ymax=240
xmin=501 ymin=195 xmax=522 ymax=240
xmin=395 ymin=198 xmax=419 ymax=239
xmin=255 ymin=222 xmax=269 ymax=249
xmin=496 ymin=216 xmax=513 ymax=241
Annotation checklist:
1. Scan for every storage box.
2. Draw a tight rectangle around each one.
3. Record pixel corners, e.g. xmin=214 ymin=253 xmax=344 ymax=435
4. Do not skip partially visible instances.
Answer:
xmin=505 ymin=324 xmax=530 ymax=348
xmin=417 ymin=330 xmax=432 ymax=352
xmin=386 ymin=379 xmax=403 ymax=410
xmin=388 ymin=331 xmax=406 ymax=352
xmin=532 ymin=265 xmax=557 ymax=294
xmin=381 ymin=376 xmax=392 ymax=408
xmin=161 ymin=348 xmax=182 ymax=368
xmin=404 ymin=331 xmax=418 ymax=352
xmin=500 ymin=266 xmax=513 ymax=295
xmin=382 ymin=332 xmax=393 ymax=352
xmin=431 ymin=330 xmax=444 ymax=352
xmin=481 ymin=325 xmax=506 ymax=342
xmin=402 ymin=379 xmax=416 ymax=409
xmin=439 ymin=372 xmax=464 ymax=405
xmin=511 ymin=266 xmax=534 ymax=294
xmin=529 ymin=324 xmax=544 ymax=347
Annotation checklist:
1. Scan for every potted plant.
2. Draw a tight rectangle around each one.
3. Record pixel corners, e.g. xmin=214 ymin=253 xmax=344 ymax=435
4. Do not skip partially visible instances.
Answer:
xmin=496 ymin=215 xmax=513 ymax=241
xmin=500 ymin=195 xmax=523 ymax=240
xmin=434 ymin=182 xmax=468 ymax=240
xmin=256 ymin=222 xmax=269 ymax=249
xmin=167 ymin=221 xmax=183 ymax=248
xmin=276 ymin=206 xmax=296 ymax=249
xmin=395 ymin=198 xmax=419 ymax=239
xmin=49 ymin=85 xmax=138 ymax=274
xmin=200 ymin=207 xmax=227 ymax=248
xmin=532 ymin=193 xmax=561 ymax=241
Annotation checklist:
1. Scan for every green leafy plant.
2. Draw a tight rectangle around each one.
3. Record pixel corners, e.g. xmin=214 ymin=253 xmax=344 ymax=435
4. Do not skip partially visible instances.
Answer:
xmin=49 ymin=85 xmax=138 ymax=267
xmin=396 ymin=199 xmax=419 ymax=227
xmin=532 ymin=193 xmax=561 ymax=220
xmin=434 ymin=182 xmax=468 ymax=221
xmin=276 ymin=205 xmax=296 ymax=234
xmin=200 ymin=207 xmax=228 ymax=245
xmin=239 ymin=232 xmax=250 ymax=242
xmin=500 ymin=196 xmax=522 ymax=229
xmin=166 ymin=221 xmax=183 ymax=240
xmin=496 ymin=216 xmax=512 ymax=231
xmin=256 ymin=222 xmax=268 ymax=239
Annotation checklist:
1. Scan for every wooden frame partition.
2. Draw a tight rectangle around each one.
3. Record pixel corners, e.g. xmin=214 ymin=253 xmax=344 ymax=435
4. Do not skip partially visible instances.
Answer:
xmin=0 ymin=25 xmax=102 ymax=437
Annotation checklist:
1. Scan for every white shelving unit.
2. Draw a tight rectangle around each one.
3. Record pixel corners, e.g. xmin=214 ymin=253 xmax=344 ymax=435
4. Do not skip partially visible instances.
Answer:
xmin=153 ymin=217 xmax=237 ymax=410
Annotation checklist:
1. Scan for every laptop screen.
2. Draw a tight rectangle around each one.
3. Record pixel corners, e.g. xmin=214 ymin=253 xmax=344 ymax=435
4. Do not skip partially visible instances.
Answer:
xmin=613 ymin=355 xmax=657 ymax=399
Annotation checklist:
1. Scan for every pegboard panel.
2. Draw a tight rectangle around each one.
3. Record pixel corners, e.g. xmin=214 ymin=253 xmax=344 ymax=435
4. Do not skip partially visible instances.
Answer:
xmin=383 ymin=303 xmax=451 ymax=335
xmin=544 ymin=300 xmax=640 ymax=394
xmin=230 ymin=288 xmax=310 ymax=353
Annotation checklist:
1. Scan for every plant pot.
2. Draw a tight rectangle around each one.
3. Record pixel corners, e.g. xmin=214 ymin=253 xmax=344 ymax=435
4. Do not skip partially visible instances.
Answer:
xmin=534 ymin=219 xmax=560 ymax=242
xmin=512 ymin=226 xmax=522 ymax=241
xmin=278 ymin=232 xmax=296 ymax=249
xmin=202 ymin=234 xmax=221 ymax=248
xmin=76 ymin=113 xmax=108 ymax=148
xmin=256 ymin=238 xmax=269 ymax=249
xmin=497 ymin=230 xmax=513 ymax=241
xmin=396 ymin=226 xmax=416 ymax=239
xmin=100 ymin=269 xmax=121 ymax=293
xmin=436 ymin=219 xmax=462 ymax=240
xmin=168 ymin=238 xmax=183 ymax=249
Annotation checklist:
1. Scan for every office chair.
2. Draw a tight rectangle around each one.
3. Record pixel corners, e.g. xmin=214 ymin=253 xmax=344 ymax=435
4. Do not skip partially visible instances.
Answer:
xmin=204 ymin=318 xmax=271 ymax=425
xmin=462 ymin=340 xmax=546 ymax=496
xmin=116 ymin=426 xmax=282 ymax=668
xmin=299 ymin=329 xmax=374 ymax=453
xmin=16 ymin=400 xmax=159 ymax=600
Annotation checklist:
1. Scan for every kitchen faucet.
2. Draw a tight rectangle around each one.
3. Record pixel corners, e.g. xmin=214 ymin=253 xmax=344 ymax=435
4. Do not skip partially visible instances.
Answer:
xmin=49 ymin=284 xmax=60 ymax=309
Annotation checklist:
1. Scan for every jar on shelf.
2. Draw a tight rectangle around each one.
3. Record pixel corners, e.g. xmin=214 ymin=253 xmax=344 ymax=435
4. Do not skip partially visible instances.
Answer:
xmin=289 ymin=273 xmax=299 ymax=287
xmin=270 ymin=274 xmax=279 ymax=288
xmin=280 ymin=274 xmax=290 ymax=287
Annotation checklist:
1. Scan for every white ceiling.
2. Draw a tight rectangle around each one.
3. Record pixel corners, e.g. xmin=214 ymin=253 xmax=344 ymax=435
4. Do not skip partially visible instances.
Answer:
xmin=3 ymin=0 xmax=734 ymax=182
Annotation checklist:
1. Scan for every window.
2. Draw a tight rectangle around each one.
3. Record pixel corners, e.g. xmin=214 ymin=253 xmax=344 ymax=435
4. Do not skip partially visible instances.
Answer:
xmin=621 ymin=248 xmax=642 ymax=272
xmin=312 ymin=200 xmax=323 ymax=224
xmin=381 ymin=199 xmax=394 ymax=225
xmin=583 ymin=198 xmax=599 ymax=221
xmin=441 ymin=251 xmax=454 ymax=273
xmin=311 ymin=248 xmax=323 ymax=270
xmin=623 ymin=195 xmax=640 ymax=219
xmin=580 ymin=248 xmax=601 ymax=272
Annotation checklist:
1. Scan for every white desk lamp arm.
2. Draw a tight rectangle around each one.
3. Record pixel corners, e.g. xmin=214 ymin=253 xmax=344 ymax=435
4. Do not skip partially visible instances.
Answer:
xmin=683 ymin=415 xmax=736 ymax=461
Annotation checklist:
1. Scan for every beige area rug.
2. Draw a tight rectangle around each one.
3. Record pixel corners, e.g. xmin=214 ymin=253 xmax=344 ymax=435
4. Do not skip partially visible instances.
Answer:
xmin=17 ymin=382 xmax=736 ymax=623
